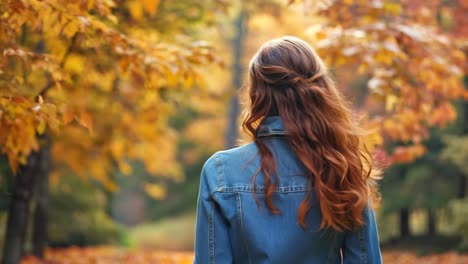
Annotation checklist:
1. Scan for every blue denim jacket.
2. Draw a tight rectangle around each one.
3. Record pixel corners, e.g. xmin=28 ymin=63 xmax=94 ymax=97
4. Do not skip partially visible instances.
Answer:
xmin=194 ymin=116 xmax=382 ymax=264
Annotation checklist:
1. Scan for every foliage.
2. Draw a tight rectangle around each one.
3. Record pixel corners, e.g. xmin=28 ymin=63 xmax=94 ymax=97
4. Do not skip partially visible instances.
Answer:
xmin=21 ymin=247 xmax=195 ymax=264
xmin=449 ymin=198 xmax=468 ymax=252
xmin=441 ymin=136 xmax=468 ymax=174
xmin=383 ymin=251 xmax=468 ymax=263
xmin=1 ymin=0 xmax=467 ymax=257
xmin=19 ymin=248 xmax=468 ymax=264
xmin=440 ymin=103 xmax=468 ymax=251
xmin=0 ymin=0 xmax=220 ymax=189
xmin=378 ymin=103 xmax=466 ymax=244
xmin=48 ymin=175 xmax=126 ymax=247
xmin=379 ymin=121 xmax=463 ymax=213
xmin=381 ymin=163 xmax=458 ymax=214
xmin=300 ymin=0 xmax=467 ymax=162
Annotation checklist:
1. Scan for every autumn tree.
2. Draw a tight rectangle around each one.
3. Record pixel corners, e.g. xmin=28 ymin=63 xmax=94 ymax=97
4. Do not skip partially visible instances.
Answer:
xmin=1 ymin=0 xmax=467 ymax=261
xmin=296 ymin=0 xmax=467 ymax=238
xmin=0 ymin=0 xmax=221 ymax=262
xmin=440 ymin=0 xmax=468 ymax=246
xmin=302 ymin=0 xmax=466 ymax=157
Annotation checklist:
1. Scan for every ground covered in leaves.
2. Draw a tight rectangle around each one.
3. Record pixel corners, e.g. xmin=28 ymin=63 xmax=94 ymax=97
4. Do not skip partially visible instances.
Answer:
xmin=20 ymin=247 xmax=468 ymax=264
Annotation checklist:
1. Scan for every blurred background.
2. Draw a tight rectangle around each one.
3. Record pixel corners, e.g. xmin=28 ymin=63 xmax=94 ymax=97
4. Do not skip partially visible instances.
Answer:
xmin=0 ymin=0 xmax=467 ymax=263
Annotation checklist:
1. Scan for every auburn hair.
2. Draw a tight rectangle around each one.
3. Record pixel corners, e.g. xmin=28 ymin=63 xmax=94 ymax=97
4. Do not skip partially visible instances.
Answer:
xmin=242 ymin=36 xmax=380 ymax=231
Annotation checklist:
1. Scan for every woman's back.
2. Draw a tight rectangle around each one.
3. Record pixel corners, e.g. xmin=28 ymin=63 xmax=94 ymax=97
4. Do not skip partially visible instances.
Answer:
xmin=194 ymin=36 xmax=382 ymax=263
xmin=194 ymin=116 xmax=382 ymax=264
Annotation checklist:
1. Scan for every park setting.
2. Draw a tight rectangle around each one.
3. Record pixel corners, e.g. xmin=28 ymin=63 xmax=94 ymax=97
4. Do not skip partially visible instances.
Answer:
xmin=0 ymin=0 xmax=468 ymax=263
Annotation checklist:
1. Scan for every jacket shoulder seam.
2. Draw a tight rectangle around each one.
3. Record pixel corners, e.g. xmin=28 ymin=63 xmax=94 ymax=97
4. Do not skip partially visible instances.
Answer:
xmin=214 ymin=154 xmax=223 ymax=188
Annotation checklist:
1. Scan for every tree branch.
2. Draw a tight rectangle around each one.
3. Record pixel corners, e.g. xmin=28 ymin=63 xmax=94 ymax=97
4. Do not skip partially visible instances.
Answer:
xmin=36 ymin=33 xmax=78 ymax=100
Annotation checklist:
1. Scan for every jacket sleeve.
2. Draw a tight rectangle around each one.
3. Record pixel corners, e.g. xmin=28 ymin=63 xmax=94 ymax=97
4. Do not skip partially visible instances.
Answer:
xmin=193 ymin=154 xmax=233 ymax=264
xmin=342 ymin=203 xmax=382 ymax=264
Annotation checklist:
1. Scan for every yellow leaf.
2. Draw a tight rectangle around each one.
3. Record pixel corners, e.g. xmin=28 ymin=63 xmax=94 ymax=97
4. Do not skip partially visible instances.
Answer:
xmin=385 ymin=95 xmax=398 ymax=111
xmin=143 ymin=183 xmax=166 ymax=200
xmin=128 ymin=1 xmax=143 ymax=20
xmin=375 ymin=51 xmax=393 ymax=65
xmin=64 ymin=54 xmax=85 ymax=74
xmin=104 ymin=179 xmax=118 ymax=192
xmin=358 ymin=64 xmax=368 ymax=74
xmin=111 ymin=139 xmax=125 ymax=158
xmin=87 ymin=0 xmax=95 ymax=10
xmin=107 ymin=14 xmax=118 ymax=24
xmin=383 ymin=3 xmax=402 ymax=15
xmin=62 ymin=20 xmax=80 ymax=38
xmin=37 ymin=119 xmax=47 ymax=134
xmin=118 ymin=160 xmax=132 ymax=175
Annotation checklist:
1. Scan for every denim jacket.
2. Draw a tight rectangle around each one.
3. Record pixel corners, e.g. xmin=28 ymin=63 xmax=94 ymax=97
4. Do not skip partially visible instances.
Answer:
xmin=194 ymin=116 xmax=382 ymax=264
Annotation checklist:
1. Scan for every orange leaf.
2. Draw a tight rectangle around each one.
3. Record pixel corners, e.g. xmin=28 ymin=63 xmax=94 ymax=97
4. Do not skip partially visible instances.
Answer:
xmin=78 ymin=111 xmax=93 ymax=133
xmin=142 ymin=0 xmax=159 ymax=16
xmin=62 ymin=107 xmax=75 ymax=124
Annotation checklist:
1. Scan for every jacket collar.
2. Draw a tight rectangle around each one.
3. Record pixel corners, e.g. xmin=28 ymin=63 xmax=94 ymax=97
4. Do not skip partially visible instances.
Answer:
xmin=256 ymin=116 xmax=287 ymax=138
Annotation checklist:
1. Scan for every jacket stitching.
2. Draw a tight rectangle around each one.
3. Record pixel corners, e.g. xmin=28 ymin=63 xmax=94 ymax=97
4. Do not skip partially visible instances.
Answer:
xmin=236 ymin=193 xmax=252 ymax=264
xmin=215 ymin=154 xmax=223 ymax=188
xmin=326 ymin=232 xmax=337 ymax=264
xmin=209 ymin=200 xmax=215 ymax=264
xmin=357 ymin=226 xmax=366 ymax=264
xmin=220 ymin=185 xmax=313 ymax=193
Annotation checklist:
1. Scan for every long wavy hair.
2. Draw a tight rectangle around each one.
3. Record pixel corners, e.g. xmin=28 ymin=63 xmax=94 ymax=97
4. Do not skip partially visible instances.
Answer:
xmin=242 ymin=36 xmax=380 ymax=231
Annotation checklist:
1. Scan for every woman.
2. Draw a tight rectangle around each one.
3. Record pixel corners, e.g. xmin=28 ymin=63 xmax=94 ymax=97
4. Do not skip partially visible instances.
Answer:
xmin=194 ymin=36 xmax=382 ymax=264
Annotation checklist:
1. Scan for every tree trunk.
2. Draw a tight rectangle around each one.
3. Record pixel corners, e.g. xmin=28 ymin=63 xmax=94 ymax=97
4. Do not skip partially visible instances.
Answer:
xmin=457 ymin=172 xmax=466 ymax=199
xmin=399 ymin=208 xmax=411 ymax=238
xmin=462 ymin=95 xmax=468 ymax=134
xmin=459 ymin=98 xmax=467 ymax=198
xmin=427 ymin=208 xmax=436 ymax=236
xmin=2 ymin=151 xmax=41 ymax=264
xmin=32 ymin=134 xmax=51 ymax=258
xmin=225 ymin=7 xmax=246 ymax=149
